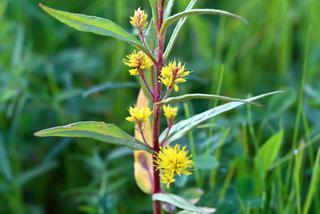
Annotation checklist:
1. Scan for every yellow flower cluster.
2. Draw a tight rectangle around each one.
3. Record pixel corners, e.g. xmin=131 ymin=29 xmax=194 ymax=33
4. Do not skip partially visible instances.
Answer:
xmin=123 ymin=50 xmax=153 ymax=75
xmin=163 ymin=105 xmax=178 ymax=123
xmin=155 ymin=144 xmax=193 ymax=188
xmin=130 ymin=8 xmax=148 ymax=30
xmin=159 ymin=60 xmax=190 ymax=92
xmin=126 ymin=106 xmax=152 ymax=124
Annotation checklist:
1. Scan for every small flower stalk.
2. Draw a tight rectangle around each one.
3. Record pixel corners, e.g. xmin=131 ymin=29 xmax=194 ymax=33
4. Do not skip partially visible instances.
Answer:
xmin=125 ymin=4 xmax=194 ymax=209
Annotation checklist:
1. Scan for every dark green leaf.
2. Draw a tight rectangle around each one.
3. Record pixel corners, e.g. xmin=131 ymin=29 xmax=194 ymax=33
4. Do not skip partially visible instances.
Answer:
xmin=34 ymin=121 xmax=151 ymax=152
xmin=39 ymin=4 xmax=156 ymax=62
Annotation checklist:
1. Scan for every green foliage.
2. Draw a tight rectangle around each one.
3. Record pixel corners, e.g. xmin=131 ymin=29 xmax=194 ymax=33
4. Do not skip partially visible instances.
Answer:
xmin=160 ymin=91 xmax=282 ymax=144
xmin=0 ymin=0 xmax=319 ymax=213
xmin=153 ymin=193 xmax=215 ymax=213
xmin=35 ymin=121 xmax=151 ymax=152
xmin=39 ymin=4 xmax=156 ymax=62
xmin=161 ymin=8 xmax=247 ymax=33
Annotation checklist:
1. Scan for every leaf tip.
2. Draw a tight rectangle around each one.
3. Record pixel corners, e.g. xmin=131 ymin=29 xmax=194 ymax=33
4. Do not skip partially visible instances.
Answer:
xmin=33 ymin=130 xmax=42 ymax=137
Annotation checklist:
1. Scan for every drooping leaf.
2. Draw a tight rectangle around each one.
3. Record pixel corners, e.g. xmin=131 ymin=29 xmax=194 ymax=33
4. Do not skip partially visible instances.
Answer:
xmin=254 ymin=130 xmax=283 ymax=176
xmin=39 ymin=4 xmax=156 ymax=63
xmin=153 ymin=193 xmax=215 ymax=213
xmin=162 ymin=9 xmax=247 ymax=33
xmin=156 ymin=93 xmax=261 ymax=106
xmin=34 ymin=121 xmax=152 ymax=152
xmin=160 ymin=91 xmax=283 ymax=143
xmin=164 ymin=0 xmax=198 ymax=59
xmin=134 ymin=90 xmax=154 ymax=194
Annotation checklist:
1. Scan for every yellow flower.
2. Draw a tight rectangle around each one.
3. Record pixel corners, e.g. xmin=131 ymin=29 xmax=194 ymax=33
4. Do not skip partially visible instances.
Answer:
xmin=130 ymin=8 xmax=148 ymax=30
xmin=159 ymin=60 xmax=190 ymax=92
xmin=155 ymin=144 xmax=193 ymax=188
xmin=123 ymin=50 xmax=153 ymax=75
xmin=163 ymin=105 xmax=178 ymax=123
xmin=126 ymin=106 xmax=152 ymax=124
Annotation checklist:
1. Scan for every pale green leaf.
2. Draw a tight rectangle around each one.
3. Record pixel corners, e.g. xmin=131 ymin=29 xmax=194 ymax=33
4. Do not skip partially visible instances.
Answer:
xmin=148 ymin=0 xmax=158 ymax=23
xmin=254 ymin=130 xmax=283 ymax=176
xmin=34 ymin=121 xmax=151 ymax=152
xmin=160 ymin=91 xmax=283 ymax=143
xmin=156 ymin=93 xmax=261 ymax=106
xmin=153 ymin=193 xmax=215 ymax=213
xmin=164 ymin=0 xmax=198 ymax=59
xmin=39 ymin=4 xmax=156 ymax=63
xmin=162 ymin=8 xmax=247 ymax=33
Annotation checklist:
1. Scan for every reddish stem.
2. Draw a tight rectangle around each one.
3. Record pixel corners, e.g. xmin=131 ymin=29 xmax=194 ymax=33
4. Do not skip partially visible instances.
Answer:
xmin=152 ymin=1 xmax=166 ymax=214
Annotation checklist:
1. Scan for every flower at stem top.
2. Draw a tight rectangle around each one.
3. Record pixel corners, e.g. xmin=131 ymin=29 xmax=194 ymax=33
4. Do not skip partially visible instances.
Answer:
xmin=123 ymin=50 xmax=153 ymax=76
xmin=130 ymin=8 xmax=148 ymax=31
xmin=126 ymin=106 xmax=152 ymax=125
xmin=155 ymin=144 xmax=193 ymax=188
xmin=159 ymin=60 xmax=190 ymax=92
xmin=163 ymin=105 xmax=178 ymax=125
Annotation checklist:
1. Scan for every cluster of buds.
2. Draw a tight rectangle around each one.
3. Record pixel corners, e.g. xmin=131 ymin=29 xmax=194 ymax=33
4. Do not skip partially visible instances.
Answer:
xmin=160 ymin=60 xmax=190 ymax=92
xmin=126 ymin=106 xmax=152 ymax=128
xmin=155 ymin=144 xmax=193 ymax=188
xmin=123 ymin=50 xmax=153 ymax=76
xmin=162 ymin=105 xmax=178 ymax=127
xmin=130 ymin=7 xmax=148 ymax=32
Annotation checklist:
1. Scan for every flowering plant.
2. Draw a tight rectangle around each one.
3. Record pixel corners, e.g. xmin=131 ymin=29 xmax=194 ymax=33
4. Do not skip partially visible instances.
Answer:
xmin=35 ymin=1 xmax=280 ymax=213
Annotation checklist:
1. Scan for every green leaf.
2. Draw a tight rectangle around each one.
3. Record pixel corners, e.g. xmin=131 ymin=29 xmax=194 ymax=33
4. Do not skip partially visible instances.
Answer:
xmin=153 ymin=193 xmax=215 ymax=213
xmin=0 ymin=134 xmax=12 ymax=181
xmin=254 ymin=130 xmax=283 ymax=176
xmin=148 ymin=0 xmax=158 ymax=24
xmin=164 ymin=0 xmax=198 ymax=59
xmin=39 ymin=4 xmax=156 ymax=63
xmin=164 ymin=0 xmax=175 ymax=19
xmin=181 ymin=188 xmax=204 ymax=205
xmin=34 ymin=121 xmax=152 ymax=152
xmin=15 ymin=161 xmax=58 ymax=187
xmin=156 ymin=93 xmax=262 ymax=106
xmin=160 ymin=91 xmax=283 ymax=144
xmin=162 ymin=8 xmax=247 ymax=33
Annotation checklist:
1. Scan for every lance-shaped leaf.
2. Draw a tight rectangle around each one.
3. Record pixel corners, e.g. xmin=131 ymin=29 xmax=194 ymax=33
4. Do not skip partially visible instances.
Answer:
xmin=148 ymin=0 xmax=158 ymax=24
xmin=39 ymin=4 xmax=156 ymax=63
xmin=161 ymin=8 xmax=247 ymax=33
xmin=160 ymin=91 xmax=283 ymax=144
xmin=153 ymin=193 xmax=215 ymax=213
xmin=164 ymin=0 xmax=198 ymax=59
xmin=156 ymin=93 xmax=261 ymax=106
xmin=34 ymin=121 xmax=152 ymax=152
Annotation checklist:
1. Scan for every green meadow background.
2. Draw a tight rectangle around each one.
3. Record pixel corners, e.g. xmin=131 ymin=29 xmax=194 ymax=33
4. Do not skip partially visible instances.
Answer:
xmin=1 ymin=0 xmax=319 ymax=213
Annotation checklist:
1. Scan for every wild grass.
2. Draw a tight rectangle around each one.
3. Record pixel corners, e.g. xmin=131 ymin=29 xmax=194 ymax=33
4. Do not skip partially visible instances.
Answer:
xmin=0 ymin=0 xmax=319 ymax=213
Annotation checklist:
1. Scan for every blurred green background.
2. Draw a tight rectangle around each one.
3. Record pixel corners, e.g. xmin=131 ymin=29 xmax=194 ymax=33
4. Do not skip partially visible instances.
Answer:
xmin=1 ymin=0 xmax=319 ymax=213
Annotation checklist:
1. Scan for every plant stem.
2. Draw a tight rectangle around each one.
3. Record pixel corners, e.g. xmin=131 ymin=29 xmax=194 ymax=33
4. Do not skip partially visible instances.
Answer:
xmin=152 ymin=1 xmax=166 ymax=214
